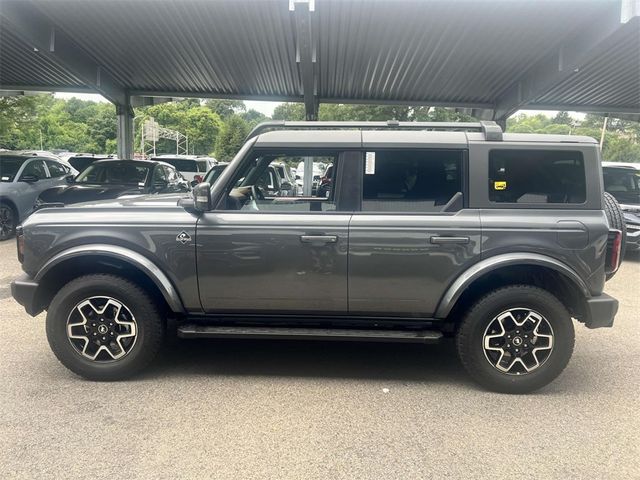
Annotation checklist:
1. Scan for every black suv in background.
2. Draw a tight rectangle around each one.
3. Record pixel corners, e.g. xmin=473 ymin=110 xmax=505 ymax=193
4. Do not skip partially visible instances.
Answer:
xmin=602 ymin=162 xmax=640 ymax=252
xmin=11 ymin=121 xmax=624 ymax=393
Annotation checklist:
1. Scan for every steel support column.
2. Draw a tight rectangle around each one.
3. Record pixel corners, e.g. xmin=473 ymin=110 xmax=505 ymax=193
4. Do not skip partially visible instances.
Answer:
xmin=291 ymin=0 xmax=318 ymax=120
xmin=116 ymin=98 xmax=134 ymax=160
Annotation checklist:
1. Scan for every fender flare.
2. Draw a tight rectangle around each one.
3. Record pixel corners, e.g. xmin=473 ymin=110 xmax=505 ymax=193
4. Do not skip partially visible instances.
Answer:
xmin=434 ymin=252 xmax=591 ymax=318
xmin=35 ymin=244 xmax=185 ymax=313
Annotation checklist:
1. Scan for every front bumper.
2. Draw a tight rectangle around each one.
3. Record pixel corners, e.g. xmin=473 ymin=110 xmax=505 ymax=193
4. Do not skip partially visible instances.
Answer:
xmin=584 ymin=293 xmax=618 ymax=329
xmin=624 ymin=223 xmax=640 ymax=251
xmin=10 ymin=273 xmax=42 ymax=317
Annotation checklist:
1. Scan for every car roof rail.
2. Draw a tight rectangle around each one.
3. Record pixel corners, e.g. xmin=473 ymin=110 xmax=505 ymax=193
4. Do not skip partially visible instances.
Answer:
xmin=246 ymin=120 xmax=503 ymax=141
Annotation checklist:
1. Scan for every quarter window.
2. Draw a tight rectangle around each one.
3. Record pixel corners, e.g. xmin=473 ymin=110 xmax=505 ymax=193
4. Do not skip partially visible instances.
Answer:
xmin=361 ymin=150 xmax=464 ymax=212
xmin=489 ymin=150 xmax=585 ymax=204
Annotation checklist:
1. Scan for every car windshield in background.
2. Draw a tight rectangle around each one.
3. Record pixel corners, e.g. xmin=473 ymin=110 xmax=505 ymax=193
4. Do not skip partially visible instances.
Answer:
xmin=204 ymin=164 xmax=228 ymax=184
xmin=75 ymin=162 xmax=151 ymax=185
xmin=603 ymin=168 xmax=640 ymax=204
xmin=155 ymin=158 xmax=199 ymax=172
xmin=68 ymin=157 xmax=106 ymax=173
xmin=0 ymin=156 xmax=29 ymax=182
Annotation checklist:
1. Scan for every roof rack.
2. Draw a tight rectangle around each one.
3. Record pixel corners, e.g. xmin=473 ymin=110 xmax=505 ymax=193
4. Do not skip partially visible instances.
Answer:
xmin=246 ymin=120 xmax=503 ymax=141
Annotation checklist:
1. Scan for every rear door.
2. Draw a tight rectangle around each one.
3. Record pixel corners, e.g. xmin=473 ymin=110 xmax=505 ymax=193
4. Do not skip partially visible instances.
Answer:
xmin=348 ymin=134 xmax=481 ymax=317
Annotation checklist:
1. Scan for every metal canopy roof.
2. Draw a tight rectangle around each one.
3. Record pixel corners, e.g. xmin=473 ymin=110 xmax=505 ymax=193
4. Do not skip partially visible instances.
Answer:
xmin=0 ymin=0 xmax=638 ymax=121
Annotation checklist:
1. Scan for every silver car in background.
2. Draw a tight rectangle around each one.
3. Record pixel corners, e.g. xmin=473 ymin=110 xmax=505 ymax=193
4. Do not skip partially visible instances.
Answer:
xmin=0 ymin=152 xmax=74 ymax=240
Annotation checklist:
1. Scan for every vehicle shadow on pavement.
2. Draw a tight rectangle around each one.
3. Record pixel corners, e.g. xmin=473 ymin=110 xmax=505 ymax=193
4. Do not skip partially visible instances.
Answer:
xmin=143 ymin=336 xmax=474 ymax=387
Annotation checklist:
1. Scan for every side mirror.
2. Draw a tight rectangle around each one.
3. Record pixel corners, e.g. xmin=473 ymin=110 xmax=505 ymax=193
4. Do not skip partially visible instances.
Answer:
xmin=193 ymin=182 xmax=212 ymax=211
xmin=65 ymin=175 xmax=75 ymax=184
xmin=20 ymin=174 xmax=39 ymax=183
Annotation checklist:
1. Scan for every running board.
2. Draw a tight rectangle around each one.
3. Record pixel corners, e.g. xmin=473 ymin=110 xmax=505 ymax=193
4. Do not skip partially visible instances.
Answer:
xmin=177 ymin=325 xmax=443 ymax=343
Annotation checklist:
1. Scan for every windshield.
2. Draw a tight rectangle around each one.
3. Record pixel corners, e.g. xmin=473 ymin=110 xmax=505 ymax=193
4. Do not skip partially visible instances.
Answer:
xmin=154 ymin=158 xmax=198 ymax=172
xmin=69 ymin=157 xmax=102 ymax=173
xmin=0 ymin=156 xmax=29 ymax=182
xmin=75 ymin=162 xmax=151 ymax=185
xmin=604 ymin=167 xmax=640 ymax=204
xmin=204 ymin=165 xmax=228 ymax=184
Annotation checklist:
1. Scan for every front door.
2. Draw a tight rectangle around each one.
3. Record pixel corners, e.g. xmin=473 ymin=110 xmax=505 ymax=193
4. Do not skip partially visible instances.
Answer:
xmin=197 ymin=149 xmax=351 ymax=314
xmin=348 ymin=148 xmax=481 ymax=317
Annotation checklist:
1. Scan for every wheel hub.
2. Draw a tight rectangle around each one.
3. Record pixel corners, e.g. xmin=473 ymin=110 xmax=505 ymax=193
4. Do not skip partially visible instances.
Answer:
xmin=66 ymin=296 xmax=138 ymax=362
xmin=482 ymin=308 xmax=554 ymax=375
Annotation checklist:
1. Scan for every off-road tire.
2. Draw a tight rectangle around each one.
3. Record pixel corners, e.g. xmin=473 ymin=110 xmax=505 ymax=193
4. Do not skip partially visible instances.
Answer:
xmin=603 ymin=191 xmax=626 ymax=280
xmin=456 ymin=285 xmax=575 ymax=394
xmin=46 ymin=274 xmax=165 ymax=380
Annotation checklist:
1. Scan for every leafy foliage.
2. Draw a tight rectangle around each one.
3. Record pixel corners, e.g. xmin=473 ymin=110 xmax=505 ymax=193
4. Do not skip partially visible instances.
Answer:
xmin=214 ymin=114 xmax=250 ymax=161
xmin=1 ymin=96 xmax=637 ymax=163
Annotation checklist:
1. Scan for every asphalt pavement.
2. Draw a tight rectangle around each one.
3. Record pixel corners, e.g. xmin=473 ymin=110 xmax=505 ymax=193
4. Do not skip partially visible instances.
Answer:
xmin=1 ymin=239 xmax=638 ymax=479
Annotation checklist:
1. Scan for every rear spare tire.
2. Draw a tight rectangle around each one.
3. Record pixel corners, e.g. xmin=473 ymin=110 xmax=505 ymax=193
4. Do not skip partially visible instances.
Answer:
xmin=603 ymin=191 xmax=626 ymax=280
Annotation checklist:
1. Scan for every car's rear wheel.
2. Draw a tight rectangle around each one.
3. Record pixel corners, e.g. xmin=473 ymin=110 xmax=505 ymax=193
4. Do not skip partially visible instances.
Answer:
xmin=456 ymin=285 xmax=574 ymax=394
xmin=0 ymin=202 xmax=17 ymax=241
xmin=46 ymin=274 xmax=165 ymax=380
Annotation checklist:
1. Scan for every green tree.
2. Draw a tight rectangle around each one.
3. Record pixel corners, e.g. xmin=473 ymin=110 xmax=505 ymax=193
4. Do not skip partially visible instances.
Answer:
xmin=205 ymin=99 xmax=245 ymax=119
xmin=214 ymin=114 xmax=250 ymax=161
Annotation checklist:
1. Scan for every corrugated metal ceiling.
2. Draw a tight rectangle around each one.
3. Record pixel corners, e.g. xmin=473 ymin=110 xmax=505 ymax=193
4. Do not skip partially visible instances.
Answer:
xmin=0 ymin=0 xmax=638 ymax=114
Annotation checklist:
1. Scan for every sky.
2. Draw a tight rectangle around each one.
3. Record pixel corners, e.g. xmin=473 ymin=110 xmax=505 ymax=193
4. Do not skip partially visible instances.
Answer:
xmin=54 ymin=92 xmax=578 ymax=119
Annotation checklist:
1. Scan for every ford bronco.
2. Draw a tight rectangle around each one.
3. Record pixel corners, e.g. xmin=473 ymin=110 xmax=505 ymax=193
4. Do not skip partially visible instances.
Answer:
xmin=11 ymin=121 xmax=623 ymax=393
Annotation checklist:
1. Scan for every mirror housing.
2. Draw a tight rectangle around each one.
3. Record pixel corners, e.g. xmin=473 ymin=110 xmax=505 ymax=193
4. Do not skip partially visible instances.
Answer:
xmin=65 ymin=174 xmax=75 ymax=184
xmin=193 ymin=182 xmax=212 ymax=211
xmin=20 ymin=174 xmax=39 ymax=183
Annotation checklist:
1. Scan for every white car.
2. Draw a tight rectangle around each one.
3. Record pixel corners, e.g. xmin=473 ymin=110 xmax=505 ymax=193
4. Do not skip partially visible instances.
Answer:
xmin=152 ymin=155 xmax=217 ymax=184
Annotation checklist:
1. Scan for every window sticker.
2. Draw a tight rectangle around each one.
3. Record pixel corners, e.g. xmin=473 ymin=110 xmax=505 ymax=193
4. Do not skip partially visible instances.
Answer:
xmin=494 ymin=181 xmax=507 ymax=190
xmin=365 ymin=152 xmax=376 ymax=174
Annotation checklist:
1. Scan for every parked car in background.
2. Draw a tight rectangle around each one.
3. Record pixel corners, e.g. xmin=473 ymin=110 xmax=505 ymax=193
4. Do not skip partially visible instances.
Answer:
xmin=203 ymin=163 xmax=229 ymax=185
xmin=272 ymin=162 xmax=299 ymax=196
xmin=67 ymin=154 xmax=115 ymax=173
xmin=20 ymin=150 xmax=80 ymax=176
xmin=602 ymin=161 xmax=640 ymax=252
xmin=152 ymin=155 xmax=217 ymax=184
xmin=0 ymin=152 xmax=74 ymax=240
xmin=295 ymin=160 xmax=327 ymax=194
xmin=35 ymin=159 xmax=190 ymax=208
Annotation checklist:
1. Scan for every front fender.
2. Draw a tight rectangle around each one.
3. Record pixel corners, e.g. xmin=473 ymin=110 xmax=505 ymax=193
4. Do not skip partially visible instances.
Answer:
xmin=36 ymin=244 xmax=185 ymax=313
xmin=434 ymin=252 xmax=590 ymax=318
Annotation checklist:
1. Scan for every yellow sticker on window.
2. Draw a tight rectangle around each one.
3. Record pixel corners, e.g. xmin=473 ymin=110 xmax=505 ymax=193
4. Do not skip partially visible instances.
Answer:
xmin=494 ymin=181 xmax=507 ymax=190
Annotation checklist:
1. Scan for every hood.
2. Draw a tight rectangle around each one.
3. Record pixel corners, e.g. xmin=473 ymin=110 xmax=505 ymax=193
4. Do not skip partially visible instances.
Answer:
xmin=38 ymin=183 xmax=144 ymax=206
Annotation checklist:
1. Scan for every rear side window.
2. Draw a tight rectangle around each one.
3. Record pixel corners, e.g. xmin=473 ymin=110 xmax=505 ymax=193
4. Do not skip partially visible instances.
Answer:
xmin=362 ymin=150 xmax=463 ymax=212
xmin=45 ymin=160 xmax=67 ymax=178
xmin=489 ymin=150 xmax=585 ymax=204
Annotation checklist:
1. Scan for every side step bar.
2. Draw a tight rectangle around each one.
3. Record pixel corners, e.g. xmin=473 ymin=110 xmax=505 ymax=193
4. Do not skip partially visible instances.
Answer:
xmin=177 ymin=325 xmax=443 ymax=344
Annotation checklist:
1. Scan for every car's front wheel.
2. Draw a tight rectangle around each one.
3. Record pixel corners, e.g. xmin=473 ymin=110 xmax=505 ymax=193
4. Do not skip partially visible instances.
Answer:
xmin=0 ymin=202 xmax=17 ymax=241
xmin=46 ymin=274 xmax=165 ymax=380
xmin=456 ymin=285 xmax=575 ymax=394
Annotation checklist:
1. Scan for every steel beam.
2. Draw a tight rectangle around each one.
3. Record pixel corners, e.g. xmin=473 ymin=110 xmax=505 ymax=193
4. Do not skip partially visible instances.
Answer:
xmin=0 ymin=1 xmax=126 ymax=105
xmin=493 ymin=5 xmax=630 ymax=121
xmin=291 ymin=0 xmax=318 ymax=120
xmin=524 ymin=104 xmax=640 ymax=115
xmin=116 ymin=97 xmax=134 ymax=160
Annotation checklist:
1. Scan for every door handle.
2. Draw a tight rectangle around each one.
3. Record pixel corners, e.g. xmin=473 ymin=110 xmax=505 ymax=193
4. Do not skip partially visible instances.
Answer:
xmin=430 ymin=236 xmax=470 ymax=245
xmin=300 ymin=235 xmax=338 ymax=244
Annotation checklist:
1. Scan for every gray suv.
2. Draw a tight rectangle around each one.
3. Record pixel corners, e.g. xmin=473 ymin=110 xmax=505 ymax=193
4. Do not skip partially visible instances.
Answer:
xmin=10 ymin=121 xmax=623 ymax=393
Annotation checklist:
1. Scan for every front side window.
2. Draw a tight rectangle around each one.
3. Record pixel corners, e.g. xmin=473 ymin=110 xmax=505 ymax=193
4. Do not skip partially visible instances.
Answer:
xmin=362 ymin=150 xmax=463 ymax=212
xmin=222 ymin=151 xmax=338 ymax=212
xmin=489 ymin=150 xmax=585 ymax=204
xmin=20 ymin=160 xmax=48 ymax=180
xmin=75 ymin=162 xmax=150 ymax=185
